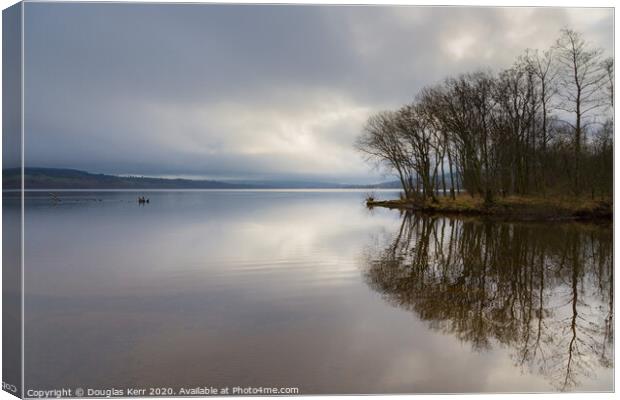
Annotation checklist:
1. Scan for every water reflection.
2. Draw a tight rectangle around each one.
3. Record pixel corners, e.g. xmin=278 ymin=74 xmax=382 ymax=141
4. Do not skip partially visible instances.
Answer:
xmin=20 ymin=191 xmax=612 ymax=393
xmin=362 ymin=213 xmax=613 ymax=391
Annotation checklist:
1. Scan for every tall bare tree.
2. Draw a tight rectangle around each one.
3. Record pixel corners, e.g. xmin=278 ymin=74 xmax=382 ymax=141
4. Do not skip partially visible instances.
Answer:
xmin=554 ymin=29 xmax=607 ymax=193
xmin=527 ymin=48 xmax=558 ymax=153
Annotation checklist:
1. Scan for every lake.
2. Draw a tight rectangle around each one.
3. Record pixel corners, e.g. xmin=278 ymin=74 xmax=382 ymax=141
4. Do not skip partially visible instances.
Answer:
xmin=11 ymin=190 xmax=613 ymax=394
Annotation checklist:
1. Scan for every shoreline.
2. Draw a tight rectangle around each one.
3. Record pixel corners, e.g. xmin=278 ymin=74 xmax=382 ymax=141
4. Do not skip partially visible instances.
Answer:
xmin=366 ymin=195 xmax=613 ymax=222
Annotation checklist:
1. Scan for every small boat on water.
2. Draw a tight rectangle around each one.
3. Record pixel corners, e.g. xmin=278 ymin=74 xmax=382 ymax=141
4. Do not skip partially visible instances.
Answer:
xmin=138 ymin=196 xmax=150 ymax=204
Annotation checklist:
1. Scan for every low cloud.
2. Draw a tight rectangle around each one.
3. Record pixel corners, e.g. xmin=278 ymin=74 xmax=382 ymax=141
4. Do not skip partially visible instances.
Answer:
xmin=23 ymin=4 xmax=613 ymax=182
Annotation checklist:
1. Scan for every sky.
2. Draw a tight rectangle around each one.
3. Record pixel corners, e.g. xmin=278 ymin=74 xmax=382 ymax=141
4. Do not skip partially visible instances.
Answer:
xmin=21 ymin=3 xmax=613 ymax=183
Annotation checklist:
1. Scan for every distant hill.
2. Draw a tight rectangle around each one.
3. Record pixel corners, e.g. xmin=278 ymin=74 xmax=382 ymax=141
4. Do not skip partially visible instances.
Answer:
xmin=3 ymin=168 xmax=258 ymax=190
xmin=2 ymin=168 xmax=400 ymax=190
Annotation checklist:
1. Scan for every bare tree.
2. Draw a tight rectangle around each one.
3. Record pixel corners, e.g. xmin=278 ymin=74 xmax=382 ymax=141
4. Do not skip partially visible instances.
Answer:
xmin=527 ymin=48 xmax=559 ymax=153
xmin=356 ymin=111 xmax=416 ymax=198
xmin=554 ymin=29 xmax=608 ymax=193
xmin=393 ymin=104 xmax=438 ymax=202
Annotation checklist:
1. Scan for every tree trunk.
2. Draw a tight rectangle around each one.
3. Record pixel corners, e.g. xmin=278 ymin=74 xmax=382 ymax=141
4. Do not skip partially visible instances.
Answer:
xmin=448 ymin=148 xmax=456 ymax=200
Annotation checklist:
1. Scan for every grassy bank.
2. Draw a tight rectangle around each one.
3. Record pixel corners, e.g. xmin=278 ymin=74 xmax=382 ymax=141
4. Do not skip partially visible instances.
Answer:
xmin=366 ymin=194 xmax=612 ymax=221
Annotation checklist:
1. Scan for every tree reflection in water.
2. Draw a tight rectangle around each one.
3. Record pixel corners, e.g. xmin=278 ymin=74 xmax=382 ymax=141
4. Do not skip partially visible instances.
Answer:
xmin=362 ymin=213 xmax=612 ymax=391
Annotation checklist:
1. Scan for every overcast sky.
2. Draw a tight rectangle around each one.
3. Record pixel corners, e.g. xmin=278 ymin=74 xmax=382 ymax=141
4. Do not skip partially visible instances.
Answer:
xmin=23 ymin=3 xmax=613 ymax=183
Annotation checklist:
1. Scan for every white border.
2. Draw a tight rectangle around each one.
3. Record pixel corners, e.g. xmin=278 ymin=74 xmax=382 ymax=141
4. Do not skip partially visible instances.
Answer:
xmin=0 ymin=2 xmax=616 ymax=400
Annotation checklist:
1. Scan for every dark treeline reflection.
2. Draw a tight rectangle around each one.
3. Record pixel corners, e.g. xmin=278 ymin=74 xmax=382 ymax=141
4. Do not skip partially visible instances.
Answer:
xmin=363 ymin=214 xmax=612 ymax=391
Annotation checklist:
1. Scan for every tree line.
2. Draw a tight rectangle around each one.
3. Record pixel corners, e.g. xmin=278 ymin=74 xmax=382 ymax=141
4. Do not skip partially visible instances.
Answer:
xmin=356 ymin=29 xmax=613 ymax=204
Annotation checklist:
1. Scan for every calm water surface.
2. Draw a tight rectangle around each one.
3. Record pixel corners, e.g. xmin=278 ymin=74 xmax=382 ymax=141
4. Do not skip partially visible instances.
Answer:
xmin=16 ymin=190 xmax=612 ymax=393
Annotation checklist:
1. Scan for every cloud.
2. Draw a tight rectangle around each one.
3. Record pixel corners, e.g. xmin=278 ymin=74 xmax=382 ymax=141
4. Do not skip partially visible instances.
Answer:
xmin=23 ymin=4 xmax=613 ymax=182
